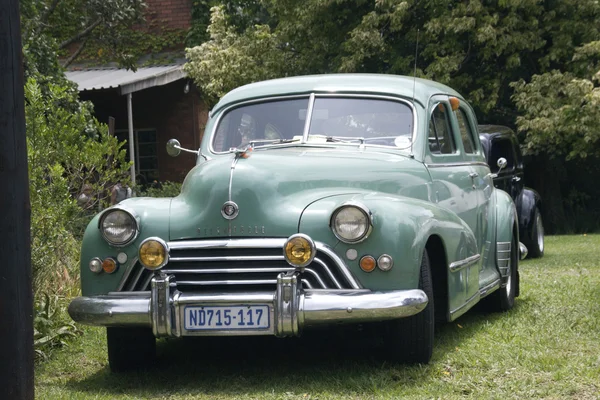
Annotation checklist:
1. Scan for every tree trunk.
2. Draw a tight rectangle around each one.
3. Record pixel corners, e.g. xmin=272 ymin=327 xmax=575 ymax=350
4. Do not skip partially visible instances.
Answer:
xmin=0 ymin=0 xmax=34 ymax=398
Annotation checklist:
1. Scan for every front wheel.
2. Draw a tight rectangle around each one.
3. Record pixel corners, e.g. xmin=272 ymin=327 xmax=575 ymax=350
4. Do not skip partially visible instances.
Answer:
xmin=107 ymin=327 xmax=156 ymax=372
xmin=384 ymin=250 xmax=434 ymax=364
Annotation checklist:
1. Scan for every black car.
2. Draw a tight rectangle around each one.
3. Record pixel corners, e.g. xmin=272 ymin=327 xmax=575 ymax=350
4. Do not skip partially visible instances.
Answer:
xmin=479 ymin=125 xmax=544 ymax=258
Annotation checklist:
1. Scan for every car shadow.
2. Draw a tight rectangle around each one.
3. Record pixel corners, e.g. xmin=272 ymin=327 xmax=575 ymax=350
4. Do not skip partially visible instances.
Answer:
xmin=66 ymin=304 xmax=516 ymax=397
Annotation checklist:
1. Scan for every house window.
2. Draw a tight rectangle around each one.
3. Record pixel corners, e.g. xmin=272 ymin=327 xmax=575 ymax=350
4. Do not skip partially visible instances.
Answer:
xmin=116 ymin=128 xmax=159 ymax=184
xmin=135 ymin=129 xmax=159 ymax=184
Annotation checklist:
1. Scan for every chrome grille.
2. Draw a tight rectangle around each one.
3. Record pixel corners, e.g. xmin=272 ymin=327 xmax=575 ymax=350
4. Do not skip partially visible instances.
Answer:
xmin=119 ymin=238 xmax=360 ymax=292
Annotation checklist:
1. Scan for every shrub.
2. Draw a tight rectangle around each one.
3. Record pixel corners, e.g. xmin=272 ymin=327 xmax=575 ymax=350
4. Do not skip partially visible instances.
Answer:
xmin=139 ymin=181 xmax=182 ymax=198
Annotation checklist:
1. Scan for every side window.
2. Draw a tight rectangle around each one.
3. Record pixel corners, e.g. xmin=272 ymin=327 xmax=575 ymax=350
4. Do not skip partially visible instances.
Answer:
xmin=489 ymin=138 xmax=515 ymax=172
xmin=455 ymin=108 xmax=476 ymax=154
xmin=429 ymin=103 xmax=456 ymax=154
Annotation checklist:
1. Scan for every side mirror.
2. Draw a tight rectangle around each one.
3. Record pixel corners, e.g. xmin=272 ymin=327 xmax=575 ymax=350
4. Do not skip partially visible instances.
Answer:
xmin=166 ymin=139 xmax=181 ymax=157
xmin=166 ymin=138 xmax=199 ymax=157
xmin=497 ymin=157 xmax=507 ymax=171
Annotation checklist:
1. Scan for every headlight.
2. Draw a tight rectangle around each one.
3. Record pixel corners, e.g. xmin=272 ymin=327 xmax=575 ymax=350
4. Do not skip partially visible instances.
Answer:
xmin=330 ymin=203 xmax=372 ymax=243
xmin=99 ymin=208 xmax=138 ymax=246
xmin=283 ymin=234 xmax=316 ymax=269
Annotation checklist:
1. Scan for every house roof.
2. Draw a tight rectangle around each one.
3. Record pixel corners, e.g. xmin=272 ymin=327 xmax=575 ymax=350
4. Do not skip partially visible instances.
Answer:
xmin=65 ymin=64 xmax=186 ymax=95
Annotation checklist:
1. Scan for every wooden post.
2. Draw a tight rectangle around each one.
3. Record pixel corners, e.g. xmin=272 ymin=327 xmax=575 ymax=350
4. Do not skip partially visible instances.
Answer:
xmin=0 ymin=0 xmax=34 ymax=398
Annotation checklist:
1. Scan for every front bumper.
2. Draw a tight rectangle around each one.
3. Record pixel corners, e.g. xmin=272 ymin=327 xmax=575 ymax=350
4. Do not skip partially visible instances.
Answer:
xmin=69 ymin=272 xmax=428 ymax=337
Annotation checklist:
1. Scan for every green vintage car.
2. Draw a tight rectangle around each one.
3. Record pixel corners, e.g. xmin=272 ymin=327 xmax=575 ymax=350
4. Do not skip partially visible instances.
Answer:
xmin=69 ymin=74 xmax=519 ymax=371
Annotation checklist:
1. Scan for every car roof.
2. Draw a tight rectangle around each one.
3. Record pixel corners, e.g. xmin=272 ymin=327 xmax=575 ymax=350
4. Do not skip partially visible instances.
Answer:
xmin=212 ymin=74 xmax=464 ymax=113
xmin=478 ymin=125 xmax=515 ymax=136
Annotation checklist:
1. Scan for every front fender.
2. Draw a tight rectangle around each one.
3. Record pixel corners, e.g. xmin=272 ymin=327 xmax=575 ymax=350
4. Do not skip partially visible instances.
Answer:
xmin=495 ymin=189 xmax=518 ymax=245
xmin=299 ymin=192 xmax=478 ymax=291
xmin=80 ymin=197 xmax=172 ymax=296
xmin=516 ymin=188 xmax=541 ymax=243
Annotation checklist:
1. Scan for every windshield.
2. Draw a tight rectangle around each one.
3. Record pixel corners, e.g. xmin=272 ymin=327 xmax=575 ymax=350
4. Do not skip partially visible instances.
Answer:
xmin=211 ymin=96 xmax=414 ymax=152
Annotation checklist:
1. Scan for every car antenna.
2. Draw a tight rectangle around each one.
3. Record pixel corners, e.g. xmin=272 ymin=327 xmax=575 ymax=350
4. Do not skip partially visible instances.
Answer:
xmin=410 ymin=29 xmax=419 ymax=158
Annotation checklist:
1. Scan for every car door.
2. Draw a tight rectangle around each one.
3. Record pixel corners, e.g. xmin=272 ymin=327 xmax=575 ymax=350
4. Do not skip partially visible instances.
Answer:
xmin=424 ymin=95 xmax=480 ymax=311
xmin=449 ymin=105 xmax=498 ymax=289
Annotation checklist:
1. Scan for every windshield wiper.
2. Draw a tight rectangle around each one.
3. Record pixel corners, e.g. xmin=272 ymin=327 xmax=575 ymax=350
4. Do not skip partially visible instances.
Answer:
xmin=325 ymin=136 xmax=365 ymax=144
xmin=249 ymin=138 xmax=300 ymax=147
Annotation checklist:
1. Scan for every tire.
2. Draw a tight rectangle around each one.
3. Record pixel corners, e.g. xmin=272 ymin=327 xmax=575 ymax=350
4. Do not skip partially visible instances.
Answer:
xmin=107 ymin=327 xmax=156 ymax=372
xmin=487 ymin=229 xmax=518 ymax=312
xmin=526 ymin=208 xmax=544 ymax=258
xmin=385 ymin=250 xmax=434 ymax=364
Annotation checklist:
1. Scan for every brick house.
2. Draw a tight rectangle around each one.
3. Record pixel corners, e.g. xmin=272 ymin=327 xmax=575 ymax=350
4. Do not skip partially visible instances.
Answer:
xmin=66 ymin=0 xmax=206 ymax=185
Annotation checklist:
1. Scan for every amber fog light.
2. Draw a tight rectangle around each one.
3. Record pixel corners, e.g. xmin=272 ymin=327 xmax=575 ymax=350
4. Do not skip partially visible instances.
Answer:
xmin=284 ymin=234 xmax=316 ymax=269
xmin=139 ymin=237 xmax=169 ymax=270
xmin=359 ymin=255 xmax=376 ymax=272
xmin=102 ymin=258 xmax=118 ymax=274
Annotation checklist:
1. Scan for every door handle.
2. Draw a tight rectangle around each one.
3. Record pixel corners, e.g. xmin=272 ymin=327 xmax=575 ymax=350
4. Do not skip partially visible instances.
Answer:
xmin=469 ymin=172 xmax=479 ymax=179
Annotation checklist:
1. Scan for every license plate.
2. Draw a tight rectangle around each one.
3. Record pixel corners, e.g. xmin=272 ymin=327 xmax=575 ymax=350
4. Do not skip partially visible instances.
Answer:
xmin=184 ymin=305 xmax=270 ymax=331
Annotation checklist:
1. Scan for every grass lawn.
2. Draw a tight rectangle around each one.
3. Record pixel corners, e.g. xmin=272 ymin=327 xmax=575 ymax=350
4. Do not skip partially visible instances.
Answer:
xmin=35 ymin=235 xmax=600 ymax=399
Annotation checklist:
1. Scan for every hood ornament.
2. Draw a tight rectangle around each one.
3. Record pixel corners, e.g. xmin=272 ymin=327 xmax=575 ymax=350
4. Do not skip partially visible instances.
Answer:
xmin=221 ymin=201 xmax=239 ymax=220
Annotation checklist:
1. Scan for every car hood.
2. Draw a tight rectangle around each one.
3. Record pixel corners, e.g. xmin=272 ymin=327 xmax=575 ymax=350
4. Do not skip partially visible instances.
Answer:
xmin=169 ymin=147 xmax=430 ymax=240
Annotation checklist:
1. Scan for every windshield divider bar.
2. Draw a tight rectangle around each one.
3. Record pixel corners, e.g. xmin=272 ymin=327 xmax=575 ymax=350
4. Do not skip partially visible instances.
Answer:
xmin=301 ymin=93 xmax=316 ymax=143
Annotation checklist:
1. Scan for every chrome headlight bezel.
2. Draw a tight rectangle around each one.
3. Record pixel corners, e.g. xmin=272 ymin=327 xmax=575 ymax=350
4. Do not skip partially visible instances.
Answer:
xmin=330 ymin=202 xmax=373 ymax=244
xmin=98 ymin=207 xmax=139 ymax=246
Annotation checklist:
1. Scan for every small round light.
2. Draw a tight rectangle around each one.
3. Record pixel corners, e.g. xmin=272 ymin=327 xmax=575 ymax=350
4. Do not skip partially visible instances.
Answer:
xmin=99 ymin=209 xmax=138 ymax=246
xmin=102 ymin=258 xmax=118 ymax=274
xmin=360 ymin=255 xmax=376 ymax=272
xmin=139 ymin=238 xmax=168 ymax=270
xmin=89 ymin=258 xmax=102 ymax=274
xmin=346 ymin=248 xmax=358 ymax=261
xmin=331 ymin=203 xmax=372 ymax=243
xmin=377 ymin=254 xmax=394 ymax=271
xmin=117 ymin=252 xmax=128 ymax=264
xmin=284 ymin=234 xmax=316 ymax=269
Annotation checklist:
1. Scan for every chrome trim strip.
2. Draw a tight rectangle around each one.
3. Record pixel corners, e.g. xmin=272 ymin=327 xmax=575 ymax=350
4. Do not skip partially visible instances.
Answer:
xmin=304 ymin=268 xmax=328 ymax=289
xmin=126 ymin=262 xmax=147 ymax=291
xmin=162 ymin=267 xmax=295 ymax=274
xmin=116 ymin=257 xmax=139 ymax=291
xmin=168 ymin=238 xmax=286 ymax=250
xmin=449 ymin=254 xmax=481 ymax=272
xmin=425 ymin=161 xmax=490 ymax=168
xmin=301 ymin=93 xmax=316 ymax=143
xmin=177 ymin=279 xmax=278 ymax=286
xmin=449 ymin=291 xmax=480 ymax=320
xmin=315 ymin=243 xmax=362 ymax=289
xmin=228 ymin=156 xmax=239 ymax=202
xmin=479 ymin=278 xmax=501 ymax=297
xmin=313 ymin=258 xmax=343 ymax=289
xmin=169 ymin=255 xmax=285 ymax=262
xmin=208 ymin=94 xmax=418 ymax=155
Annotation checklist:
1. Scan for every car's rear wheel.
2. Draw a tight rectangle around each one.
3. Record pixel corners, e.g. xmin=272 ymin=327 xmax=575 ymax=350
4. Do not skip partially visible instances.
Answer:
xmin=385 ymin=250 xmax=434 ymax=364
xmin=107 ymin=327 xmax=156 ymax=372
xmin=526 ymin=208 xmax=544 ymax=258
xmin=487 ymin=229 xmax=518 ymax=312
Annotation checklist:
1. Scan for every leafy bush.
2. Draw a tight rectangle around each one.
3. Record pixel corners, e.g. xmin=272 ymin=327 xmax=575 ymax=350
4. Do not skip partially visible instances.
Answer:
xmin=139 ymin=181 xmax=183 ymax=198
xmin=34 ymin=294 xmax=80 ymax=361
xmin=25 ymin=77 xmax=130 ymax=294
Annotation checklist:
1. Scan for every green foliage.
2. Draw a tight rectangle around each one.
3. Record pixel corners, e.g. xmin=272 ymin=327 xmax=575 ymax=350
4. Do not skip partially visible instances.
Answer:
xmin=512 ymin=71 xmax=600 ymax=160
xmin=139 ymin=181 xmax=183 ymax=198
xmin=186 ymin=5 xmax=290 ymax=103
xmin=25 ymin=76 xmax=130 ymax=293
xmin=34 ymin=294 xmax=81 ymax=361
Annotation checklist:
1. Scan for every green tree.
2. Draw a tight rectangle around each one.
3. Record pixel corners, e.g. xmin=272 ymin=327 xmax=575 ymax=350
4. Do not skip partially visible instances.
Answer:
xmin=20 ymin=0 xmax=147 ymax=76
